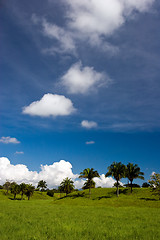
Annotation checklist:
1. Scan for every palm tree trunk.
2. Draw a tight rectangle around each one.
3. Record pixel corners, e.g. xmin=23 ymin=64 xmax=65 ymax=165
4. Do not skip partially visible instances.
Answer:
xmin=14 ymin=193 xmax=16 ymax=200
xmin=116 ymin=180 xmax=119 ymax=197
xmin=89 ymin=187 xmax=91 ymax=198
xmin=131 ymin=180 xmax=133 ymax=193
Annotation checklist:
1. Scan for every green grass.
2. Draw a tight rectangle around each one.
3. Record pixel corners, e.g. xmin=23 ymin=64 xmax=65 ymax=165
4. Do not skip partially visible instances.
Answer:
xmin=0 ymin=188 xmax=160 ymax=240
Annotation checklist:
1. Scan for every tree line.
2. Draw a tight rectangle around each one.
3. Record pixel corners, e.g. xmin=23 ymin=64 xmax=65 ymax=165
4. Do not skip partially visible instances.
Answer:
xmin=1 ymin=162 xmax=159 ymax=199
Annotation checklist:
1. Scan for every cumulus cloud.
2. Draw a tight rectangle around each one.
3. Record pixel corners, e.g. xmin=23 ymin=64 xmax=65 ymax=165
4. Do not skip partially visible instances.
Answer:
xmin=0 ymin=157 xmax=116 ymax=189
xmin=94 ymin=174 xmax=116 ymax=188
xmin=0 ymin=137 xmax=20 ymax=144
xmin=81 ymin=120 xmax=97 ymax=129
xmin=66 ymin=0 xmax=155 ymax=38
xmin=86 ymin=141 xmax=95 ymax=145
xmin=35 ymin=0 xmax=155 ymax=54
xmin=22 ymin=93 xmax=76 ymax=117
xmin=61 ymin=62 xmax=110 ymax=94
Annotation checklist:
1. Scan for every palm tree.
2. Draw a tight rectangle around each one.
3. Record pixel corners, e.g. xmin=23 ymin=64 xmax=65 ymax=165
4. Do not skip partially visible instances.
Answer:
xmin=10 ymin=182 xmax=20 ymax=200
xmin=37 ymin=180 xmax=47 ymax=191
xmin=105 ymin=162 xmax=125 ymax=197
xmin=79 ymin=168 xmax=100 ymax=197
xmin=19 ymin=183 xmax=27 ymax=200
xmin=125 ymin=163 xmax=144 ymax=193
xmin=25 ymin=184 xmax=35 ymax=200
xmin=82 ymin=179 xmax=95 ymax=190
xmin=3 ymin=181 xmax=11 ymax=195
xmin=59 ymin=177 xmax=74 ymax=195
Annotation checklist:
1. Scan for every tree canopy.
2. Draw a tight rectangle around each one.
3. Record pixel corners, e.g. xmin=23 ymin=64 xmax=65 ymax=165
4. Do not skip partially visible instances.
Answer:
xmin=105 ymin=162 xmax=125 ymax=197
xmin=59 ymin=177 xmax=74 ymax=195
xmin=37 ymin=180 xmax=47 ymax=191
xmin=79 ymin=168 xmax=100 ymax=196
xmin=125 ymin=163 xmax=144 ymax=193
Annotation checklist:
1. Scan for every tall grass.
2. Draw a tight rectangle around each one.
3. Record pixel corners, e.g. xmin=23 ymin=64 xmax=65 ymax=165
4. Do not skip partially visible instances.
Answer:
xmin=0 ymin=188 xmax=160 ymax=240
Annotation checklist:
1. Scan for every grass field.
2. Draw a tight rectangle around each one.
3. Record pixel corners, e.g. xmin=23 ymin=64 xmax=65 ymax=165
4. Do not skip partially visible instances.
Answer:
xmin=0 ymin=188 xmax=160 ymax=240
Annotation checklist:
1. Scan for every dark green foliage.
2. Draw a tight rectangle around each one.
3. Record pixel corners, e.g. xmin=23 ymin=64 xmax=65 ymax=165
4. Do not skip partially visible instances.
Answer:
xmin=82 ymin=179 xmax=95 ymax=190
xmin=79 ymin=168 xmax=100 ymax=196
xmin=124 ymin=183 xmax=140 ymax=188
xmin=59 ymin=178 xmax=74 ymax=195
xmin=0 ymin=185 xmax=3 ymax=189
xmin=37 ymin=180 xmax=47 ymax=191
xmin=25 ymin=184 xmax=35 ymax=200
xmin=125 ymin=163 xmax=144 ymax=193
xmin=47 ymin=189 xmax=54 ymax=197
xmin=10 ymin=182 xmax=20 ymax=200
xmin=3 ymin=181 xmax=11 ymax=195
xmin=19 ymin=183 xmax=27 ymax=200
xmin=105 ymin=162 xmax=126 ymax=197
xmin=142 ymin=182 xmax=150 ymax=188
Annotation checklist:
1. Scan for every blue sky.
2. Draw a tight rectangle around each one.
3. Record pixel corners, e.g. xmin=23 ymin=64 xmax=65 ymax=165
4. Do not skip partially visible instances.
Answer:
xmin=0 ymin=0 xmax=160 ymax=188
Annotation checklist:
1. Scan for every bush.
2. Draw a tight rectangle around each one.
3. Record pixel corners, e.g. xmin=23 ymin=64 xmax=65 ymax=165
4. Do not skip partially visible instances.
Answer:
xmin=142 ymin=182 xmax=150 ymax=188
xmin=47 ymin=190 xmax=54 ymax=197
xmin=124 ymin=183 xmax=140 ymax=188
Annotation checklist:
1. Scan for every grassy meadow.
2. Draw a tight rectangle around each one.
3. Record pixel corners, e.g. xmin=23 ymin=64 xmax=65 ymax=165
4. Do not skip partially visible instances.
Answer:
xmin=0 ymin=188 xmax=160 ymax=240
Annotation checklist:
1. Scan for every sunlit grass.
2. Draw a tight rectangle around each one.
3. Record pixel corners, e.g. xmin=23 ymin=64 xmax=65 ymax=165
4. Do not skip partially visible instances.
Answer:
xmin=0 ymin=188 xmax=160 ymax=240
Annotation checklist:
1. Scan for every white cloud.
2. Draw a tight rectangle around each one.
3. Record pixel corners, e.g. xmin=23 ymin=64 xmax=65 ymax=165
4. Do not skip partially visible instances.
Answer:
xmin=81 ymin=120 xmax=97 ymax=129
xmin=15 ymin=151 xmax=24 ymax=155
xmin=0 ymin=157 xmax=116 ymax=189
xmin=61 ymin=62 xmax=110 ymax=94
xmin=94 ymin=174 xmax=116 ymax=188
xmin=66 ymin=0 xmax=155 ymax=37
xmin=0 ymin=137 xmax=20 ymax=144
xmin=86 ymin=141 xmax=95 ymax=145
xmin=22 ymin=93 xmax=76 ymax=117
xmin=37 ymin=0 xmax=155 ymax=54
xmin=0 ymin=157 xmax=78 ymax=188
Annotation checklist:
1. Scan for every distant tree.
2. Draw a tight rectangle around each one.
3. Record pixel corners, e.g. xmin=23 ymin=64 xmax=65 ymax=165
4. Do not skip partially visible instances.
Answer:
xmin=3 ymin=181 xmax=11 ymax=195
xmin=25 ymin=184 xmax=35 ymax=200
xmin=125 ymin=163 xmax=144 ymax=193
xmin=82 ymin=179 xmax=95 ymax=190
xmin=19 ymin=183 xmax=27 ymax=200
xmin=79 ymin=168 xmax=100 ymax=197
xmin=142 ymin=182 xmax=150 ymax=188
xmin=124 ymin=183 xmax=140 ymax=188
xmin=0 ymin=185 xmax=3 ymax=189
xmin=10 ymin=182 xmax=20 ymax=200
xmin=59 ymin=178 xmax=74 ymax=195
xmin=148 ymin=173 xmax=160 ymax=199
xmin=37 ymin=180 xmax=47 ymax=191
xmin=105 ymin=162 xmax=125 ymax=197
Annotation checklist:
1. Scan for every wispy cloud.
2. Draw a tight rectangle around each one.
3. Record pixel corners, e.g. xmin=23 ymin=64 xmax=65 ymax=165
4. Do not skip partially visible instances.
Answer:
xmin=0 ymin=137 xmax=20 ymax=144
xmin=23 ymin=93 xmax=76 ymax=117
xmin=32 ymin=0 xmax=155 ymax=55
xmin=15 ymin=151 xmax=24 ymax=155
xmin=86 ymin=141 xmax=95 ymax=145
xmin=41 ymin=18 xmax=76 ymax=55
xmin=81 ymin=120 xmax=97 ymax=129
